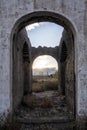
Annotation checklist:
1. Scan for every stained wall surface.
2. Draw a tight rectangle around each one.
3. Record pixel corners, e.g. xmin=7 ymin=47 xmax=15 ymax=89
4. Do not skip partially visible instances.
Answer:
xmin=12 ymin=29 xmax=31 ymax=110
xmin=59 ymin=30 xmax=74 ymax=114
xmin=31 ymin=46 xmax=59 ymax=63
xmin=0 ymin=0 xmax=87 ymax=125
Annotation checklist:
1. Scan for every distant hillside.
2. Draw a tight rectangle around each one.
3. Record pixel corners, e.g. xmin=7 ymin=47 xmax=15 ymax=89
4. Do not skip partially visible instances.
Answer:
xmin=33 ymin=67 xmax=57 ymax=76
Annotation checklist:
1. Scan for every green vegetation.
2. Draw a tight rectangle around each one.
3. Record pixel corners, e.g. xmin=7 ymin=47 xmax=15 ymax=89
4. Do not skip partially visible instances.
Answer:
xmin=48 ymin=71 xmax=58 ymax=78
xmin=44 ymin=81 xmax=58 ymax=91
xmin=32 ymin=76 xmax=58 ymax=93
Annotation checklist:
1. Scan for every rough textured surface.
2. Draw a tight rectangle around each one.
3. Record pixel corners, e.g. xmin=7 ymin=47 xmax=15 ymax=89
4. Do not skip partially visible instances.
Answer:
xmin=14 ymin=91 xmax=74 ymax=129
xmin=31 ymin=46 xmax=59 ymax=63
xmin=0 ymin=0 xmax=87 ymax=126
xmin=59 ymin=30 xmax=74 ymax=113
xmin=12 ymin=29 xmax=31 ymax=109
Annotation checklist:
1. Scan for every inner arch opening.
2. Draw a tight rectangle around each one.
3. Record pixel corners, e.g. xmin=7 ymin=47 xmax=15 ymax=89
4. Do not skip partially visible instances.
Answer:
xmin=32 ymin=55 xmax=58 ymax=92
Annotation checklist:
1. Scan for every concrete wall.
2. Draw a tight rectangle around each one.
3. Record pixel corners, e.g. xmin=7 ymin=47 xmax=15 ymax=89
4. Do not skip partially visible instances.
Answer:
xmin=31 ymin=46 xmax=59 ymax=63
xmin=12 ymin=30 xmax=24 ymax=110
xmin=0 ymin=0 xmax=87 ymax=126
xmin=65 ymin=33 xmax=75 ymax=114
xmin=59 ymin=30 xmax=75 ymax=114
xmin=12 ymin=29 xmax=31 ymax=110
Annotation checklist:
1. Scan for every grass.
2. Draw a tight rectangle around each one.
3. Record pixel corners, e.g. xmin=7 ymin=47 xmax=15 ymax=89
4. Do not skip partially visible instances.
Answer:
xmin=32 ymin=81 xmax=44 ymax=92
xmin=44 ymin=81 xmax=58 ymax=90
xmin=22 ymin=78 xmax=58 ymax=108
xmin=32 ymin=79 xmax=58 ymax=92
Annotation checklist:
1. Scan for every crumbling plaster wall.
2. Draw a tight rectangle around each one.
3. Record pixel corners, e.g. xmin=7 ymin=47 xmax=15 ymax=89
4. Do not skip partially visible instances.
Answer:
xmin=59 ymin=30 xmax=74 ymax=114
xmin=0 ymin=0 xmax=87 ymax=125
xmin=31 ymin=46 xmax=59 ymax=64
xmin=13 ymin=29 xmax=31 ymax=110
xmin=13 ymin=30 xmax=24 ymax=110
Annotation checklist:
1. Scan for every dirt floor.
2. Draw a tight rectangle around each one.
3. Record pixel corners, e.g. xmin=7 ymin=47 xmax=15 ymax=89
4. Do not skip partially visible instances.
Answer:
xmin=13 ymin=90 xmax=75 ymax=130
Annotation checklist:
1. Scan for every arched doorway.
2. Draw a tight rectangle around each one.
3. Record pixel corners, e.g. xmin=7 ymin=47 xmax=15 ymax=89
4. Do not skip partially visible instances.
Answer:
xmin=11 ymin=11 xmax=76 ymax=120
xmin=32 ymin=55 xmax=58 ymax=92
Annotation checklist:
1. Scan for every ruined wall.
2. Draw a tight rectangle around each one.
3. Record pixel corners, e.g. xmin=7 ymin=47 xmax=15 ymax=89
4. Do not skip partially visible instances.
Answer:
xmin=31 ymin=46 xmax=59 ymax=63
xmin=59 ymin=30 xmax=74 ymax=113
xmin=64 ymin=31 xmax=74 ymax=114
xmin=0 ymin=0 xmax=87 ymax=126
xmin=66 ymin=46 xmax=74 ymax=113
xmin=23 ymin=43 xmax=32 ymax=94
xmin=13 ymin=29 xmax=31 ymax=109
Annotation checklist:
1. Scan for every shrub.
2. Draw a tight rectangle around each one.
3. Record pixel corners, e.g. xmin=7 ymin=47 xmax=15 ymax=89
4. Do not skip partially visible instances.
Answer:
xmin=32 ymin=79 xmax=58 ymax=92
xmin=45 ymin=81 xmax=58 ymax=91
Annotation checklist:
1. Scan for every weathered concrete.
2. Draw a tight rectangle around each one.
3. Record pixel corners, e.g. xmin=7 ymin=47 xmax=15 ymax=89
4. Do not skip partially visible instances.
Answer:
xmin=31 ymin=46 xmax=59 ymax=63
xmin=59 ymin=30 xmax=75 ymax=114
xmin=0 ymin=0 xmax=87 ymax=126
xmin=12 ymin=29 xmax=32 ymax=110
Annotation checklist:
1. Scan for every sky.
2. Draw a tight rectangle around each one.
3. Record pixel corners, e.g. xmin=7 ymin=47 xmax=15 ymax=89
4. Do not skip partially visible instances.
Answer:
xmin=26 ymin=22 xmax=63 ymax=47
xmin=32 ymin=55 xmax=58 ymax=70
xmin=26 ymin=22 xmax=63 ymax=69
